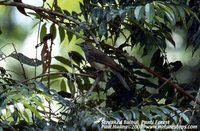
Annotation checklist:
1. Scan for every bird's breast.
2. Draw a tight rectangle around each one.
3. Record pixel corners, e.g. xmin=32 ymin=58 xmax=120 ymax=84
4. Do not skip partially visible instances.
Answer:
xmin=90 ymin=61 xmax=110 ymax=71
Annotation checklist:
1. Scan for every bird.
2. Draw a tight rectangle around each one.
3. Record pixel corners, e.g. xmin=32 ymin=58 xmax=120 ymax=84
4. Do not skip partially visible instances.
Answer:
xmin=76 ymin=42 xmax=130 ymax=91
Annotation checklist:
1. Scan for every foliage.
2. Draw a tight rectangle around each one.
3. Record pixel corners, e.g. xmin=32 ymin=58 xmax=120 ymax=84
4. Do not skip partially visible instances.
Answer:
xmin=0 ymin=0 xmax=200 ymax=130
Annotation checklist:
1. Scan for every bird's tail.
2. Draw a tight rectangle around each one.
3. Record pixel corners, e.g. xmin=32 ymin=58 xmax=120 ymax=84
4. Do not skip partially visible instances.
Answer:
xmin=111 ymin=69 xmax=130 ymax=91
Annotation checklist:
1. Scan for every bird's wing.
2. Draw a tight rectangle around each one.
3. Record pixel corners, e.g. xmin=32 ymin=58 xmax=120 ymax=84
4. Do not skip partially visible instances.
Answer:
xmin=87 ymin=49 xmax=120 ymax=71
xmin=111 ymin=68 xmax=130 ymax=90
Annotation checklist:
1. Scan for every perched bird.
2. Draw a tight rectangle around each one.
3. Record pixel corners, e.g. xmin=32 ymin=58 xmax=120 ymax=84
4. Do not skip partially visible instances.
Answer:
xmin=77 ymin=42 xmax=130 ymax=91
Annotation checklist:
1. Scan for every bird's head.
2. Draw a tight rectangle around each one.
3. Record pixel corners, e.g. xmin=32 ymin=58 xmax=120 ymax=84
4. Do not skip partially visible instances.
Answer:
xmin=76 ymin=42 xmax=94 ymax=51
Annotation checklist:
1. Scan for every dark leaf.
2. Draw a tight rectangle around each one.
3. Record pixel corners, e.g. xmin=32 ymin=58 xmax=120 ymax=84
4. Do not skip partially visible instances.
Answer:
xmin=0 ymin=67 xmax=6 ymax=76
xmin=43 ymin=33 xmax=52 ymax=42
xmin=131 ymin=110 xmax=140 ymax=120
xmin=112 ymin=112 xmax=123 ymax=120
xmin=150 ymin=49 xmax=161 ymax=67
xmin=50 ymin=23 xmax=57 ymax=40
xmin=141 ymin=108 xmax=153 ymax=120
xmin=134 ymin=5 xmax=145 ymax=21
xmin=127 ymin=7 xmax=135 ymax=21
xmin=58 ymin=26 xmax=65 ymax=44
xmin=33 ymin=81 xmax=47 ymax=92
xmin=177 ymin=6 xmax=187 ymax=28
xmin=28 ymin=12 xmax=40 ymax=19
xmin=67 ymin=30 xmax=73 ymax=43
xmin=0 ymin=27 xmax=2 ymax=35
xmin=67 ymin=80 xmax=75 ymax=95
xmin=145 ymin=3 xmax=155 ymax=23
xmin=169 ymin=61 xmax=183 ymax=72
xmin=134 ymin=70 xmax=151 ymax=78
xmin=99 ymin=21 xmax=107 ymax=36
xmin=57 ymin=91 xmax=72 ymax=98
xmin=121 ymin=109 xmax=132 ymax=120
xmin=150 ymin=106 xmax=166 ymax=119
xmin=118 ymin=43 xmax=130 ymax=50
xmin=40 ymin=23 xmax=47 ymax=42
xmin=63 ymin=10 xmax=71 ymax=16
xmin=91 ymin=7 xmax=99 ymax=25
xmin=137 ymin=78 xmax=158 ymax=88
xmin=54 ymin=56 xmax=72 ymax=67
xmin=68 ymin=51 xmax=84 ymax=65
xmin=165 ymin=33 xmax=176 ymax=47
xmin=14 ymin=0 xmax=29 ymax=16
xmin=50 ymin=64 xmax=68 ymax=72
xmin=9 ymin=53 xmax=42 ymax=66
xmin=80 ymin=2 xmax=88 ymax=21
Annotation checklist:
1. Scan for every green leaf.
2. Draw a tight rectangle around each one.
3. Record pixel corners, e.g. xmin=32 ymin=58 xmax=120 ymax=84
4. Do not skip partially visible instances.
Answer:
xmin=50 ymin=64 xmax=68 ymax=72
xmin=23 ymin=110 xmax=30 ymax=123
xmin=15 ymin=103 xmax=25 ymax=112
xmin=145 ymin=3 xmax=155 ymax=23
xmin=141 ymin=107 xmax=152 ymax=120
xmin=40 ymin=23 xmax=47 ymax=42
xmin=179 ymin=112 xmax=189 ymax=123
xmin=150 ymin=106 xmax=166 ymax=119
xmin=121 ymin=109 xmax=132 ymax=120
xmin=67 ymin=80 xmax=75 ymax=95
xmin=54 ymin=56 xmax=72 ymax=67
xmin=59 ymin=26 xmax=66 ymax=44
xmin=112 ymin=112 xmax=123 ymax=120
xmin=30 ymin=97 xmax=45 ymax=112
xmin=60 ymin=79 xmax=67 ymax=92
xmin=2 ymin=91 xmax=22 ymax=106
xmin=28 ymin=12 xmax=40 ymax=19
xmin=159 ymin=106 xmax=170 ymax=114
xmin=50 ymin=23 xmax=57 ymax=40
xmin=23 ymin=103 xmax=42 ymax=120
xmin=134 ymin=5 xmax=145 ymax=21
xmin=131 ymin=109 xmax=140 ymax=120
xmin=68 ymin=51 xmax=84 ymax=65
xmin=157 ymin=3 xmax=176 ymax=25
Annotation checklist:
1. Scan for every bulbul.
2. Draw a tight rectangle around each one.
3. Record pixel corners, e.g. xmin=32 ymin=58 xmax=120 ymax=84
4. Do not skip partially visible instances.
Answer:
xmin=77 ymin=42 xmax=130 ymax=91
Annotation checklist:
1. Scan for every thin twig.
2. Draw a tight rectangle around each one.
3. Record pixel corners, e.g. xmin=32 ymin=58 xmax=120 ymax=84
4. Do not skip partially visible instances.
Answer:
xmin=86 ymin=72 xmax=103 ymax=96
xmin=21 ymin=71 xmax=95 ymax=84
